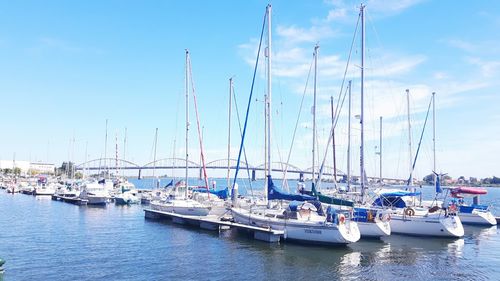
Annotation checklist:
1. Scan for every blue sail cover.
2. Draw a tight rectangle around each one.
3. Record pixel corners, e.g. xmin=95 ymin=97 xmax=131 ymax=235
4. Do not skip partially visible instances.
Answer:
xmin=379 ymin=191 xmax=421 ymax=197
xmin=267 ymin=176 xmax=316 ymax=202
xmin=372 ymin=191 xmax=421 ymax=208
xmin=191 ymin=187 xmax=229 ymax=199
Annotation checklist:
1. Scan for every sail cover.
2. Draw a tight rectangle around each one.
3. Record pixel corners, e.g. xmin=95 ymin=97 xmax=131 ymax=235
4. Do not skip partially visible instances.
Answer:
xmin=191 ymin=187 xmax=229 ymax=199
xmin=267 ymin=176 xmax=315 ymax=201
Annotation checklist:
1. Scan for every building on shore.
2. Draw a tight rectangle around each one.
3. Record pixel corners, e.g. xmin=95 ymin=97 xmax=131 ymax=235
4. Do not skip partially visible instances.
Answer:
xmin=0 ymin=160 xmax=55 ymax=175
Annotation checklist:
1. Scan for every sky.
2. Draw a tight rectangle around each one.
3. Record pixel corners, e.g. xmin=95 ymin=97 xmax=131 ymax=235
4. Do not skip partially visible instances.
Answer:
xmin=0 ymin=0 xmax=499 ymax=180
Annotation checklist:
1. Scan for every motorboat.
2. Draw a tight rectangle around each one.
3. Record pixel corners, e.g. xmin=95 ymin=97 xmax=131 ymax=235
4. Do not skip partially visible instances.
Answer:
xmin=79 ymin=181 xmax=109 ymax=205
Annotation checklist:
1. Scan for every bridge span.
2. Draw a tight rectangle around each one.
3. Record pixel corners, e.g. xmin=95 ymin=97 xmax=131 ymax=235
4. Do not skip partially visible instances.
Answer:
xmin=75 ymin=158 xmax=406 ymax=184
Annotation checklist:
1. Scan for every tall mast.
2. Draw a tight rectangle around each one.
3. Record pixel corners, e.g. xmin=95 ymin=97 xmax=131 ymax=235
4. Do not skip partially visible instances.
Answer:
xmin=379 ymin=116 xmax=383 ymax=183
xmin=104 ymin=119 xmax=108 ymax=177
xmin=153 ymin=128 xmax=158 ymax=186
xmin=115 ymin=131 xmax=118 ymax=177
xmin=265 ymin=4 xmax=272 ymax=203
xmin=347 ymin=80 xmax=352 ymax=191
xmin=331 ymin=96 xmax=337 ymax=182
xmin=227 ymin=78 xmax=233 ymax=189
xmin=185 ymin=49 xmax=190 ymax=197
xmin=84 ymin=141 xmax=88 ymax=179
xmin=312 ymin=44 xmax=319 ymax=185
xmin=360 ymin=4 xmax=366 ymax=202
xmin=432 ymin=92 xmax=436 ymax=186
xmin=406 ymin=89 xmax=413 ymax=186
xmin=123 ymin=127 xmax=127 ymax=177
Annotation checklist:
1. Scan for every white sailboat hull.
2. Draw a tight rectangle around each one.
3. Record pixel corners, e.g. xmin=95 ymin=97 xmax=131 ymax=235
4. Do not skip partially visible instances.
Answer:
xmin=390 ymin=214 xmax=464 ymax=237
xmin=231 ymin=207 xmax=360 ymax=244
xmin=459 ymin=211 xmax=497 ymax=226
xmin=151 ymin=199 xmax=211 ymax=217
xmin=357 ymin=220 xmax=391 ymax=238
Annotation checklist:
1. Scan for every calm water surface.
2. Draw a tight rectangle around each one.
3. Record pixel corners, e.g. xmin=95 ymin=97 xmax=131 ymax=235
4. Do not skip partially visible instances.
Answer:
xmin=1 ymin=183 xmax=499 ymax=281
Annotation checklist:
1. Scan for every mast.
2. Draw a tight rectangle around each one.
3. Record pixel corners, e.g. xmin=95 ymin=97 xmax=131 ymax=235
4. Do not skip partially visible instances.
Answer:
xmin=227 ymin=78 xmax=233 ymax=189
xmin=406 ymin=89 xmax=413 ymax=186
xmin=115 ymin=131 xmax=118 ymax=178
xmin=432 ymin=92 xmax=436 ymax=186
xmin=331 ymin=96 xmax=337 ymax=182
xmin=360 ymin=4 xmax=366 ymax=202
xmin=347 ymin=80 xmax=352 ymax=191
xmin=104 ymin=119 xmax=108 ymax=178
xmin=153 ymin=128 xmax=158 ymax=187
xmin=84 ymin=141 xmax=88 ymax=179
xmin=185 ymin=49 xmax=190 ymax=197
xmin=312 ymin=44 xmax=319 ymax=186
xmin=379 ymin=116 xmax=383 ymax=183
xmin=265 ymin=4 xmax=272 ymax=204
xmin=123 ymin=127 xmax=127 ymax=177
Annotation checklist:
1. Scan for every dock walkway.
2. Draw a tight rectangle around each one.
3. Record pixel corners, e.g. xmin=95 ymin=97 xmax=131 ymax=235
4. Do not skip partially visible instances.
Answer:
xmin=144 ymin=208 xmax=284 ymax=243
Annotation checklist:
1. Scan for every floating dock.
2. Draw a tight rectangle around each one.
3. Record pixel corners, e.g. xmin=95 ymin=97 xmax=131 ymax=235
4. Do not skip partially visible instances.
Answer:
xmin=51 ymin=194 xmax=88 ymax=205
xmin=144 ymin=208 xmax=284 ymax=243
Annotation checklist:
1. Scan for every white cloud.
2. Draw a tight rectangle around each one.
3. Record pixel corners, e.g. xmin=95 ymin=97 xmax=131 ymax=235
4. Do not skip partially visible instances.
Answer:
xmin=367 ymin=0 xmax=426 ymax=15
xmin=276 ymin=25 xmax=337 ymax=44
xmin=465 ymin=57 xmax=500 ymax=78
xmin=433 ymin=72 xmax=449 ymax=80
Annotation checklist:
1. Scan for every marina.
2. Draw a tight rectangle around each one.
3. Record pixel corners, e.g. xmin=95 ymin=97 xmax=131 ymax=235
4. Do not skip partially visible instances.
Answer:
xmin=1 ymin=1 xmax=500 ymax=280
xmin=1 ymin=184 xmax=500 ymax=280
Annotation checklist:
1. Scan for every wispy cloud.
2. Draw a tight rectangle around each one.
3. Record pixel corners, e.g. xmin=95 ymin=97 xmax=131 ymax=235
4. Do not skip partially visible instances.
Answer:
xmin=323 ymin=0 xmax=425 ymax=22
xmin=276 ymin=25 xmax=337 ymax=44
xmin=26 ymin=36 xmax=103 ymax=55
xmin=465 ymin=56 xmax=500 ymax=78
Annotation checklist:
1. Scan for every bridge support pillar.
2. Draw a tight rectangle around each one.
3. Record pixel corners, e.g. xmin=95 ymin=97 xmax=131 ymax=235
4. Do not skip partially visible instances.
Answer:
xmin=199 ymin=168 xmax=203 ymax=180
xmin=138 ymin=169 xmax=142 ymax=179
xmin=299 ymin=172 xmax=304 ymax=182
xmin=251 ymin=169 xmax=256 ymax=181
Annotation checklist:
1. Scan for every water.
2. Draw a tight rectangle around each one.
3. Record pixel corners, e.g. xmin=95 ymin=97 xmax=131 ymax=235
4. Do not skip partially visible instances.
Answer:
xmin=1 ymin=185 xmax=499 ymax=281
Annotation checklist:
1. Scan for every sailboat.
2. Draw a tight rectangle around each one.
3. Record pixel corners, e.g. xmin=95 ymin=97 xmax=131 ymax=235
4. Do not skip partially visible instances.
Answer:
xmin=448 ymin=186 xmax=496 ymax=226
xmin=372 ymin=92 xmax=464 ymax=237
xmin=231 ymin=5 xmax=360 ymax=245
xmin=311 ymin=5 xmax=390 ymax=239
xmin=150 ymin=50 xmax=226 ymax=217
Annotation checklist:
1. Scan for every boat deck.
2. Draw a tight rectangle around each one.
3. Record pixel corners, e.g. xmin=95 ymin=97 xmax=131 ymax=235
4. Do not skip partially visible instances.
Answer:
xmin=144 ymin=208 xmax=284 ymax=243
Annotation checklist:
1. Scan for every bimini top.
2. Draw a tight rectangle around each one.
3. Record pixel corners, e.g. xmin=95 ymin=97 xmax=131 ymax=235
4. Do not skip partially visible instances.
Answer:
xmin=451 ymin=186 xmax=487 ymax=198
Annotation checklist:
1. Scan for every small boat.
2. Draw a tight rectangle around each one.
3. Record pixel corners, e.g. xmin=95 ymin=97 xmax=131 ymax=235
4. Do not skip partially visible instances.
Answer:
xmin=115 ymin=191 xmax=140 ymax=205
xmin=449 ymin=187 xmax=497 ymax=226
xmin=79 ymin=181 xmax=109 ymax=205
xmin=33 ymin=176 xmax=56 ymax=196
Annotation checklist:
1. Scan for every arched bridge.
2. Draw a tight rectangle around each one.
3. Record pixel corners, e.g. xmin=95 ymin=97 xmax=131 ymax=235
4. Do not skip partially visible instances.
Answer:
xmin=75 ymin=158 xmax=405 ymax=183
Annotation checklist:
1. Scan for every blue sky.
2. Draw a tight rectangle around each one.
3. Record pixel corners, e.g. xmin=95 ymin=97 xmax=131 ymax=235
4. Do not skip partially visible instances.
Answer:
xmin=0 ymin=0 xmax=499 ymax=180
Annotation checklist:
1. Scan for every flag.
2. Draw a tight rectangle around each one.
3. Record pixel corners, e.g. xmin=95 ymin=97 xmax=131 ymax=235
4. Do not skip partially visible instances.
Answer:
xmin=165 ymin=179 xmax=174 ymax=188
xmin=434 ymin=172 xmax=442 ymax=194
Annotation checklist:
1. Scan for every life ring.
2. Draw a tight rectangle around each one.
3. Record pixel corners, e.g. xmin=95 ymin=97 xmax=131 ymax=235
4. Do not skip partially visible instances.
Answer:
xmin=449 ymin=204 xmax=457 ymax=213
xmin=367 ymin=211 xmax=374 ymax=222
xmin=338 ymin=214 xmax=346 ymax=224
xmin=404 ymin=207 xmax=415 ymax=216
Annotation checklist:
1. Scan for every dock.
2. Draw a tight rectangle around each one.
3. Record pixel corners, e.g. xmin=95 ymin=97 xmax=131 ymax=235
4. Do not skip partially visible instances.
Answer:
xmin=51 ymin=194 xmax=88 ymax=205
xmin=144 ymin=208 xmax=284 ymax=243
